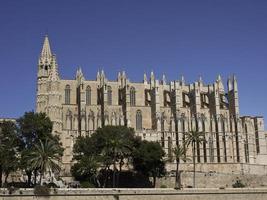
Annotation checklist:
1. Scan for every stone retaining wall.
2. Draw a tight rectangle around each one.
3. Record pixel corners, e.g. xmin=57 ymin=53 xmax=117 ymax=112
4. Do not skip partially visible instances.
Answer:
xmin=1 ymin=188 xmax=267 ymax=200
xmin=157 ymin=171 xmax=267 ymax=188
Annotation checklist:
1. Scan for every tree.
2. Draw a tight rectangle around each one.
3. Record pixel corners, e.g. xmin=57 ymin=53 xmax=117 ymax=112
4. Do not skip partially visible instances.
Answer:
xmin=24 ymin=139 xmax=63 ymax=185
xmin=17 ymin=111 xmax=56 ymax=186
xmin=132 ymin=141 xmax=166 ymax=187
xmin=71 ymin=135 xmax=101 ymax=187
xmin=0 ymin=121 xmax=20 ymax=187
xmin=72 ymin=126 xmax=137 ymax=188
xmin=0 ymin=121 xmax=19 ymax=186
xmin=185 ymin=130 xmax=205 ymax=188
xmin=173 ymin=145 xmax=187 ymax=189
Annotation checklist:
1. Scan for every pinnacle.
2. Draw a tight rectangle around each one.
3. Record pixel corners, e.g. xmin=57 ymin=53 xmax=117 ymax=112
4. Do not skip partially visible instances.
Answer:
xmin=41 ymin=35 xmax=52 ymax=58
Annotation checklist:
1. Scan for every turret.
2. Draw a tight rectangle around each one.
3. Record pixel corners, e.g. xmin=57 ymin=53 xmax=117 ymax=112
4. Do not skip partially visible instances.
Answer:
xmin=38 ymin=35 xmax=53 ymax=78
xmin=143 ymin=72 xmax=147 ymax=84
xmin=228 ymin=75 xmax=239 ymax=117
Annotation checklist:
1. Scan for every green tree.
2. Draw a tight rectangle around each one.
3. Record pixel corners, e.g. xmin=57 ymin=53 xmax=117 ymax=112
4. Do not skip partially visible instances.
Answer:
xmin=92 ymin=126 xmax=135 ymax=187
xmin=17 ymin=111 xmax=60 ymax=186
xmin=185 ymin=130 xmax=205 ymax=188
xmin=0 ymin=121 xmax=20 ymax=187
xmin=24 ymin=139 xmax=63 ymax=185
xmin=71 ymin=135 xmax=101 ymax=187
xmin=72 ymin=126 xmax=136 ymax=188
xmin=173 ymin=145 xmax=187 ymax=189
xmin=132 ymin=141 xmax=166 ymax=187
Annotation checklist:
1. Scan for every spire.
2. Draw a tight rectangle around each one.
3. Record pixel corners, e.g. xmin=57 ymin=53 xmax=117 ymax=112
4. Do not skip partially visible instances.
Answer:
xmin=48 ymin=55 xmax=59 ymax=81
xmin=233 ymin=74 xmax=238 ymax=91
xmin=76 ymin=67 xmax=84 ymax=85
xmin=227 ymin=76 xmax=233 ymax=91
xmin=181 ymin=75 xmax=185 ymax=85
xmin=97 ymin=70 xmax=100 ymax=81
xmin=41 ymin=35 xmax=52 ymax=58
xmin=143 ymin=72 xmax=147 ymax=84
xmin=117 ymin=71 xmax=121 ymax=81
xmin=150 ymin=71 xmax=155 ymax=81
xmin=199 ymin=75 xmax=203 ymax=83
xmin=216 ymin=74 xmax=224 ymax=92
xmin=217 ymin=74 xmax=222 ymax=82
xmin=162 ymin=74 xmax=166 ymax=85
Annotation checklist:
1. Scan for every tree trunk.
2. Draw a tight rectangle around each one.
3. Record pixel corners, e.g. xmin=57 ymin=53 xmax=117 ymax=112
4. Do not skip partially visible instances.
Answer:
xmin=113 ymin=162 xmax=116 ymax=188
xmin=153 ymin=176 xmax=156 ymax=188
xmin=4 ymin=172 xmax=9 ymax=184
xmin=39 ymin=172 xmax=43 ymax=185
xmin=0 ymin=165 xmax=3 ymax=187
xmin=175 ymin=159 xmax=180 ymax=189
xmin=26 ymin=170 xmax=32 ymax=187
xmin=103 ymin=169 xmax=108 ymax=188
xmin=33 ymin=169 xmax=37 ymax=186
xmin=193 ymin=142 xmax=196 ymax=188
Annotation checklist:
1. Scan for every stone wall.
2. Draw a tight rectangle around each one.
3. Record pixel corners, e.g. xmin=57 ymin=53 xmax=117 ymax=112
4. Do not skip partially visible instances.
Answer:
xmin=1 ymin=188 xmax=267 ymax=200
xmin=157 ymin=172 xmax=267 ymax=188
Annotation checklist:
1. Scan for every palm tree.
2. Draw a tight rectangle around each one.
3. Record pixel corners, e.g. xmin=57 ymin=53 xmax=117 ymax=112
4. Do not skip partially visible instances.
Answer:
xmin=185 ymin=130 xmax=205 ymax=188
xmin=173 ymin=145 xmax=187 ymax=189
xmin=25 ymin=139 xmax=63 ymax=185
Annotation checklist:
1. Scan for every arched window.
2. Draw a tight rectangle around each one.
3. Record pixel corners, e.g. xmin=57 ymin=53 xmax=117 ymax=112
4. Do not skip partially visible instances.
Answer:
xmin=136 ymin=110 xmax=142 ymax=131
xmin=130 ymin=87 xmax=136 ymax=106
xmin=86 ymin=86 xmax=91 ymax=105
xmin=107 ymin=86 xmax=112 ymax=105
xmin=65 ymin=85 xmax=71 ymax=104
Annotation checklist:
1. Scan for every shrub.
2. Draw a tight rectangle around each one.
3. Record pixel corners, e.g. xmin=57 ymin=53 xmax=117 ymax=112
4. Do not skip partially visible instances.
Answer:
xmin=80 ymin=181 xmax=95 ymax=188
xmin=7 ymin=186 xmax=17 ymax=195
xmin=160 ymin=184 xmax=167 ymax=188
xmin=34 ymin=185 xmax=50 ymax=196
xmin=232 ymin=179 xmax=245 ymax=188
xmin=47 ymin=182 xmax=58 ymax=188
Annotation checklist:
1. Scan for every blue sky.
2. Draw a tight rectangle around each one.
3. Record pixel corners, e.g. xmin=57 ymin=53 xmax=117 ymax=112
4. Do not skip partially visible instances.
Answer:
xmin=0 ymin=0 xmax=267 ymax=121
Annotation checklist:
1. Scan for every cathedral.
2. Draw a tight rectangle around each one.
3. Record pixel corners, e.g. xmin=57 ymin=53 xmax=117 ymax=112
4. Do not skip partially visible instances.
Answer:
xmin=36 ymin=35 xmax=267 ymax=176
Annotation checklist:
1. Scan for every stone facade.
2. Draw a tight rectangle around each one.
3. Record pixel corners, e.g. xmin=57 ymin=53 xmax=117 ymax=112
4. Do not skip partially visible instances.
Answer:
xmin=36 ymin=36 xmax=267 ymax=175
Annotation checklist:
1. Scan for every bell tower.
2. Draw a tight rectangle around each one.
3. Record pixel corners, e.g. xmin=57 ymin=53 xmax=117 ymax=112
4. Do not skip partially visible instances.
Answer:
xmin=36 ymin=35 xmax=53 ymax=113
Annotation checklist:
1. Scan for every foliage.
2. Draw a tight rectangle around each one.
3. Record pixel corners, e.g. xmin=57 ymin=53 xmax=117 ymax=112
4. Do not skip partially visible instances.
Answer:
xmin=232 ymin=179 xmax=245 ymax=188
xmin=72 ymin=126 xmax=137 ymax=187
xmin=160 ymin=184 xmax=167 ymax=188
xmin=185 ymin=130 xmax=206 ymax=188
xmin=46 ymin=182 xmax=59 ymax=188
xmin=17 ymin=111 xmax=54 ymax=148
xmin=72 ymin=126 xmax=165 ymax=188
xmin=24 ymin=139 xmax=63 ymax=185
xmin=17 ymin=111 xmax=62 ymax=186
xmin=173 ymin=145 xmax=188 ymax=189
xmin=0 ymin=121 xmax=20 ymax=187
xmin=34 ymin=185 xmax=50 ymax=196
xmin=80 ymin=181 xmax=95 ymax=188
xmin=132 ymin=140 xmax=166 ymax=187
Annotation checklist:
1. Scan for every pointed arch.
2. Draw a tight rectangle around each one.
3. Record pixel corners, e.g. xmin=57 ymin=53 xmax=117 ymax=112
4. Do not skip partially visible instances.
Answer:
xmin=86 ymin=86 xmax=91 ymax=105
xmin=65 ymin=85 xmax=71 ymax=104
xmin=130 ymin=87 xmax=136 ymax=106
xmin=136 ymin=110 xmax=142 ymax=131
xmin=107 ymin=86 xmax=112 ymax=105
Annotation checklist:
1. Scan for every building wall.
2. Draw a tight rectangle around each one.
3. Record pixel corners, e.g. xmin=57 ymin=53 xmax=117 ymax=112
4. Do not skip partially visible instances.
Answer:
xmin=36 ymin=36 xmax=267 ymax=175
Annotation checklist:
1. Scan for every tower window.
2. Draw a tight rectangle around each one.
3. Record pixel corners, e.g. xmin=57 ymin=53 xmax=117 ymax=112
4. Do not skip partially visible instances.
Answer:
xmin=65 ymin=85 xmax=71 ymax=104
xmin=107 ymin=86 xmax=112 ymax=105
xmin=130 ymin=87 xmax=136 ymax=106
xmin=86 ymin=86 xmax=91 ymax=105
xmin=136 ymin=110 xmax=142 ymax=131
